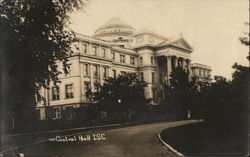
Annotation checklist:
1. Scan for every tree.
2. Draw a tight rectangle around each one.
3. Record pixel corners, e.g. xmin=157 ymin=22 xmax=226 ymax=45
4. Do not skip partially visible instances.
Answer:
xmin=94 ymin=73 xmax=148 ymax=122
xmin=239 ymin=22 xmax=249 ymax=61
xmin=0 ymin=0 xmax=84 ymax=132
xmin=165 ymin=67 xmax=198 ymax=119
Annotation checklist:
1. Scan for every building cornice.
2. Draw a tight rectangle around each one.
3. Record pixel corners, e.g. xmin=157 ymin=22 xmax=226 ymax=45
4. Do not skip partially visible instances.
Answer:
xmin=112 ymin=62 xmax=138 ymax=69
xmin=111 ymin=46 xmax=138 ymax=56
xmin=156 ymin=44 xmax=193 ymax=53
xmin=75 ymin=33 xmax=111 ymax=47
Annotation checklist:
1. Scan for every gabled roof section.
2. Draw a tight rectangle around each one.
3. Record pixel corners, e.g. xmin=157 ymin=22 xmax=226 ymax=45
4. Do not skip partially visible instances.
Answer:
xmin=156 ymin=37 xmax=193 ymax=52
xmin=156 ymin=40 xmax=171 ymax=47
xmin=171 ymin=38 xmax=193 ymax=51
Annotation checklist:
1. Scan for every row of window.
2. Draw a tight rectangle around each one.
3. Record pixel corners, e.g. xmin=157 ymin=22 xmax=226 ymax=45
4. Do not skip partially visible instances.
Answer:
xmin=79 ymin=43 xmax=156 ymax=66
xmin=139 ymin=56 xmax=155 ymax=65
xmin=79 ymin=43 xmax=107 ymax=58
xmin=37 ymin=82 xmax=102 ymax=102
xmin=83 ymin=64 xmax=109 ymax=78
xmin=37 ymin=71 xmax=157 ymax=102
xmin=66 ymin=59 xmax=155 ymax=79
xmin=111 ymin=53 xmax=136 ymax=65
xmin=37 ymin=84 xmax=74 ymax=102
xmin=65 ymin=64 xmax=109 ymax=78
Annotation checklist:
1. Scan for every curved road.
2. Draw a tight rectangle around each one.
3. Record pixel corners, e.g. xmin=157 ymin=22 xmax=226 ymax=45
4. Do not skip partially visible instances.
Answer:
xmin=4 ymin=120 xmax=197 ymax=157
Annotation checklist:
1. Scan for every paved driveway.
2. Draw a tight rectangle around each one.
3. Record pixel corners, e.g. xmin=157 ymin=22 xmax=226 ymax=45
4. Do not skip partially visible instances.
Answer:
xmin=2 ymin=120 xmax=197 ymax=157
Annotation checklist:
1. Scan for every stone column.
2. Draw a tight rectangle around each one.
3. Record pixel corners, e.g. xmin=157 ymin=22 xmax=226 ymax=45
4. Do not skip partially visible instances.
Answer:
xmin=166 ymin=56 xmax=172 ymax=84
xmin=79 ymin=62 xmax=84 ymax=101
xmin=90 ymin=64 xmax=94 ymax=91
xmin=181 ymin=58 xmax=185 ymax=69
xmin=174 ymin=57 xmax=178 ymax=68
xmin=186 ymin=59 xmax=192 ymax=81
xmin=87 ymin=43 xmax=91 ymax=54
xmin=100 ymin=66 xmax=104 ymax=85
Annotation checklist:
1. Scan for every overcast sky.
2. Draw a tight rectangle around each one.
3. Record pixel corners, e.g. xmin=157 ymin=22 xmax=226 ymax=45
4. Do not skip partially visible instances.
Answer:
xmin=70 ymin=0 xmax=249 ymax=79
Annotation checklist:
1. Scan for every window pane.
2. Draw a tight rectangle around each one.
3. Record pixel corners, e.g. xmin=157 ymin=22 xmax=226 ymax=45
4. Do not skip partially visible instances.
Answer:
xmin=36 ymin=90 xmax=42 ymax=102
xmin=112 ymin=53 xmax=115 ymax=60
xmin=112 ymin=70 xmax=116 ymax=78
xmin=65 ymin=84 xmax=74 ymax=99
xmin=93 ymin=65 xmax=98 ymax=77
xmin=152 ymin=72 xmax=155 ymax=83
xmin=52 ymin=86 xmax=60 ymax=100
xmin=130 ymin=57 xmax=135 ymax=65
xmin=84 ymin=64 xmax=89 ymax=76
xmin=139 ymin=57 xmax=143 ymax=65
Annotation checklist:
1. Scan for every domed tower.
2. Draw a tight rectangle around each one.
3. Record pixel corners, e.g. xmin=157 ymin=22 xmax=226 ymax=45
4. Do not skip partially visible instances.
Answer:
xmin=94 ymin=17 xmax=135 ymax=48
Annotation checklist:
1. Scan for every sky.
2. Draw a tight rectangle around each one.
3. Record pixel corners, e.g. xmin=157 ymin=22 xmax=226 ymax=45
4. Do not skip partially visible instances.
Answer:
xmin=70 ymin=0 xmax=249 ymax=79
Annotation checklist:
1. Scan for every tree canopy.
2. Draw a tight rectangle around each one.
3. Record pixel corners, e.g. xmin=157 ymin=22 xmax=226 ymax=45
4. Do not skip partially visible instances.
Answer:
xmin=0 ymin=0 xmax=84 ymax=131
xmin=1 ymin=0 xmax=83 ymax=88
xmin=165 ymin=67 xmax=198 ymax=119
xmin=94 ymin=73 xmax=148 ymax=121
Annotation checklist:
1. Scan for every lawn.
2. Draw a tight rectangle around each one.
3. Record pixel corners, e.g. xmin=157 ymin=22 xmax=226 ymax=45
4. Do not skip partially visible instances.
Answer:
xmin=160 ymin=121 xmax=248 ymax=156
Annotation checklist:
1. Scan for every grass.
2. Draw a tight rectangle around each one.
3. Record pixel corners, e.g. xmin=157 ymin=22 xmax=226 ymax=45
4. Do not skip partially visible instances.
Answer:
xmin=160 ymin=121 xmax=248 ymax=156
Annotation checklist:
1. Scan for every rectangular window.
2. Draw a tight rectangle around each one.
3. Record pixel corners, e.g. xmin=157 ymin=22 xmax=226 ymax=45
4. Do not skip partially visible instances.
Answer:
xmin=52 ymin=107 xmax=61 ymax=119
xmin=84 ymin=82 xmax=91 ymax=97
xmin=83 ymin=64 xmax=89 ymax=76
xmin=101 ymin=48 xmax=106 ymax=57
xmin=82 ymin=44 xmax=87 ymax=53
xmin=120 ymin=54 xmax=125 ymax=63
xmin=140 ymin=72 xmax=144 ymax=81
xmin=94 ymin=83 xmax=100 ymax=92
xmin=111 ymin=53 xmax=115 ymax=60
xmin=65 ymin=84 xmax=74 ymax=99
xmin=65 ymin=64 xmax=72 ymax=76
xmin=103 ymin=67 xmax=108 ymax=78
xmin=36 ymin=90 xmax=42 ymax=102
xmin=52 ymin=86 xmax=60 ymax=100
xmin=92 ymin=46 xmax=97 ymax=55
xmin=130 ymin=56 xmax=135 ymax=65
xmin=139 ymin=57 xmax=143 ymax=65
xmin=93 ymin=65 xmax=98 ymax=78
xmin=151 ymin=57 xmax=154 ymax=64
xmin=152 ymin=72 xmax=155 ymax=83
xmin=152 ymin=88 xmax=157 ymax=102
xmin=112 ymin=69 xmax=116 ymax=78
xmin=64 ymin=106 xmax=73 ymax=120
xmin=121 ymin=71 xmax=126 ymax=75
xmin=159 ymin=74 xmax=163 ymax=84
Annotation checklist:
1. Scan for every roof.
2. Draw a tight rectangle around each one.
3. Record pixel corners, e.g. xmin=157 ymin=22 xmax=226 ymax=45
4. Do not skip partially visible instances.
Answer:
xmin=191 ymin=63 xmax=211 ymax=70
xmin=95 ymin=17 xmax=134 ymax=33
xmin=156 ymin=38 xmax=193 ymax=52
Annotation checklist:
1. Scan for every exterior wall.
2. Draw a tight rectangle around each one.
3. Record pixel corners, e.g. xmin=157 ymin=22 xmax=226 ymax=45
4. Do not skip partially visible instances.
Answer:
xmin=36 ymin=29 xmax=210 ymax=120
xmin=191 ymin=63 xmax=211 ymax=82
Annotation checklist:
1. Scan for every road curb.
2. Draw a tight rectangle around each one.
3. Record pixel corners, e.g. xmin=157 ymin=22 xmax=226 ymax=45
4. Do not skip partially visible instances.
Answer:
xmin=158 ymin=133 xmax=184 ymax=156
xmin=5 ymin=122 xmax=139 ymax=137
xmin=1 ymin=122 xmax=139 ymax=154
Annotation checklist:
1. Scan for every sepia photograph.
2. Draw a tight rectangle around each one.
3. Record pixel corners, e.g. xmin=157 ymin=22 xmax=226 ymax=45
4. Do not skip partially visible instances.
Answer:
xmin=0 ymin=0 xmax=249 ymax=156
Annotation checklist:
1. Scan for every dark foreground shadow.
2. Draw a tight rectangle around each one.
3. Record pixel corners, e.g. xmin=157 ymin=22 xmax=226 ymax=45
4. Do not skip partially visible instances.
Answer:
xmin=160 ymin=122 xmax=248 ymax=156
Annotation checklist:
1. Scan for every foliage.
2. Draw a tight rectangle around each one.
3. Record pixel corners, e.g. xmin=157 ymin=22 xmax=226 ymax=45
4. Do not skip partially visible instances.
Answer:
xmin=1 ymin=0 xmax=83 ymax=88
xmin=94 ymin=73 xmax=148 ymax=121
xmin=239 ymin=22 xmax=249 ymax=60
xmin=165 ymin=67 xmax=198 ymax=119
xmin=0 ymin=0 xmax=83 ymax=131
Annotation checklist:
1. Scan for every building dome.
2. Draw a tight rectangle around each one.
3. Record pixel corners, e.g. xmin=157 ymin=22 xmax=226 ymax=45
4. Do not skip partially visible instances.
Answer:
xmin=94 ymin=17 xmax=135 ymax=37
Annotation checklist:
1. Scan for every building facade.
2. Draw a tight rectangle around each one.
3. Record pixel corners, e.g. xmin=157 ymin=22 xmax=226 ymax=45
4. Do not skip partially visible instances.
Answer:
xmin=36 ymin=18 xmax=211 ymax=120
xmin=191 ymin=63 xmax=211 ymax=82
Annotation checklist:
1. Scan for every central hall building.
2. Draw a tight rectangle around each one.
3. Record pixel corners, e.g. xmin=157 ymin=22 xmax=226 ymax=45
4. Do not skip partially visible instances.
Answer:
xmin=36 ymin=18 xmax=211 ymax=120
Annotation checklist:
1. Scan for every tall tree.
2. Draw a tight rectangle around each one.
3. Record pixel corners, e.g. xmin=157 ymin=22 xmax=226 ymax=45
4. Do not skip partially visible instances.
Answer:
xmin=165 ymin=67 xmax=198 ymax=119
xmin=0 ymin=0 xmax=83 ymax=132
xmin=94 ymin=73 xmax=148 ymax=121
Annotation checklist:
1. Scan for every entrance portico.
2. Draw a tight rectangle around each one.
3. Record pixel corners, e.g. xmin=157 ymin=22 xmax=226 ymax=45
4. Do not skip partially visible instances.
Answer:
xmin=155 ymin=54 xmax=192 ymax=85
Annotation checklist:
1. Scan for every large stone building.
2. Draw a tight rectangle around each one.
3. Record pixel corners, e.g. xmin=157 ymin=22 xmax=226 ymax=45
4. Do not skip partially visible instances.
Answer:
xmin=36 ymin=18 xmax=211 ymax=120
